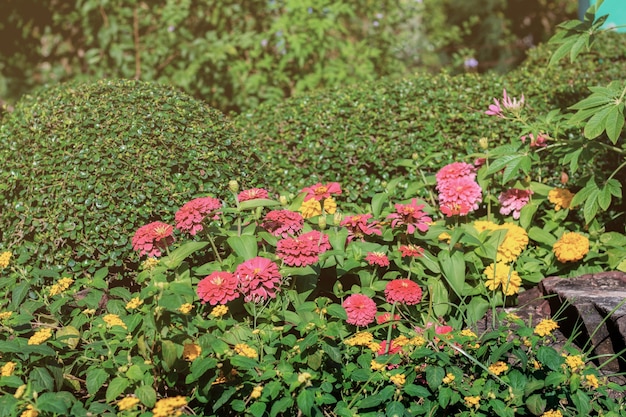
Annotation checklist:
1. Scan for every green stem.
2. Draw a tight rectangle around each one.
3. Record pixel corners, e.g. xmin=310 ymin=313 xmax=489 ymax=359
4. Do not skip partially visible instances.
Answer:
xmin=385 ymin=302 xmax=397 ymax=354
xmin=608 ymin=160 xmax=626 ymax=182
xmin=206 ymin=232 xmax=223 ymax=264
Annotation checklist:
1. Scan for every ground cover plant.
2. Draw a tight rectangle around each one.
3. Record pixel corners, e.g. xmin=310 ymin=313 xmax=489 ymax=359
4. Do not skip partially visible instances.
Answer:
xmin=1 ymin=3 xmax=626 ymax=417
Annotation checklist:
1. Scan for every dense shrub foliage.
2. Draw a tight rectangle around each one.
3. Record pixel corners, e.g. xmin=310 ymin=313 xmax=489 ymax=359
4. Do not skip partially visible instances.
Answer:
xmin=0 ymin=79 xmax=260 ymax=275
xmin=234 ymin=31 xmax=626 ymax=206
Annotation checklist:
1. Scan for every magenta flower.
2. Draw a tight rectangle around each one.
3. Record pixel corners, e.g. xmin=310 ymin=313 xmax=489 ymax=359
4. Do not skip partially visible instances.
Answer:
xmin=365 ymin=252 xmax=389 ymax=267
xmin=301 ymin=182 xmax=342 ymax=201
xmin=385 ymin=279 xmax=422 ymax=305
xmin=276 ymin=230 xmax=331 ymax=267
xmin=261 ymin=210 xmax=304 ymax=238
xmin=485 ymin=89 xmax=524 ymax=117
xmin=197 ymin=271 xmax=239 ymax=305
xmin=386 ymin=199 xmax=432 ymax=234
xmin=132 ymin=221 xmax=175 ymax=257
xmin=235 ymin=257 xmax=282 ymax=303
xmin=340 ymin=214 xmax=382 ymax=241
xmin=498 ymin=188 xmax=533 ymax=219
xmin=238 ymin=188 xmax=269 ymax=202
xmin=437 ymin=176 xmax=482 ymax=217
xmin=175 ymin=196 xmax=222 ymax=235
xmin=436 ymin=162 xmax=476 ymax=183
xmin=342 ymin=294 xmax=377 ymax=326
xmin=398 ymin=244 xmax=424 ymax=258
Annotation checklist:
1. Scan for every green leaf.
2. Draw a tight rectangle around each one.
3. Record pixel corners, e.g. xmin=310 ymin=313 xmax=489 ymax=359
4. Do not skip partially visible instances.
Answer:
xmin=425 ymin=365 xmax=445 ymax=391
xmin=86 ymin=368 xmax=109 ymax=395
xmin=30 ymin=367 xmax=54 ymax=392
xmin=10 ymin=281 xmax=29 ymax=309
xmin=249 ymin=402 xmax=267 ymax=417
xmin=359 ymin=386 xmax=395 ymax=409
xmin=528 ymin=227 xmax=556 ymax=246
xmin=525 ymin=394 xmax=546 ymax=416
xmin=598 ymin=184 xmax=614 ymax=211
xmin=297 ymin=389 xmax=314 ymax=416
xmin=135 ymin=385 xmax=157 ymax=408
xmin=571 ymin=390 xmax=591 ymax=415
xmin=126 ymin=365 xmax=144 ymax=381
xmin=36 ymin=392 xmax=73 ymax=414
xmin=438 ymin=250 xmax=465 ymax=297
xmin=371 ymin=193 xmax=387 ymax=218
xmin=161 ymin=242 xmax=209 ymax=269
xmin=105 ymin=376 xmax=130 ymax=402
xmin=519 ymin=203 xmax=538 ymax=230
xmin=227 ymin=235 xmax=258 ymax=260
xmin=270 ymin=397 xmax=293 ymax=417
xmin=230 ymin=355 xmax=259 ymax=369
xmin=238 ymin=198 xmax=281 ymax=210
xmin=428 ymin=277 xmax=449 ymax=317
xmin=583 ymin=105 xmax=612 ymax=139
xmin=605 ymin=106 xmax=625 ymax=144
xmin=386 ymin=401 xmax=406 ymax=417
xmin=161 ymin=340 xmax=178 ymax=371
xmin=537 ymin=347 xmax=564 ymax=371
xmin=571 ymin=179 xmax=599 ymax=208
xmin=583 ymin=189 xmax=600 ymax=224
xmin=549 ymin=37 xmax=577 ymax=66
xmin=326 ymin=303 xmax=347 ymax=320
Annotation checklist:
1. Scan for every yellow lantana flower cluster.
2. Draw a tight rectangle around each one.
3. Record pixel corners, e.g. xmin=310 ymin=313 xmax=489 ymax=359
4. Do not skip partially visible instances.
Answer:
xmin=534 ymin=319 xmax=559 ymax=337
xmin=442 ymin=373 xmax=455 ymax=384
xmin=250 ymin=385 xmax=263 ymax=399
xmin=177 ymin=303 xmax=193 ymax=314
xmin=103 ymin=314 xmax=127 ymax=330
xmin=553 ymin=232 xmax=589 ymax=263
xmin=117 ymin=396 xmax=140 ymax=411
xmin=389 ymin=374 xmax=406 ymax=386
xmin=20 ymin=405 xmax=38 ymax=417
xmin=548 ymin=188 xmax=574 ymax=211
xmin=141 ymin=257 xmax=160 ymax=270
xmin=28 ymin=328 xmax=53 ymax=345
xmin=0 ymin=251 xmax=12 ymax=268
xmin=183 ymin=342 xmax=202 ymax=361
xmin=210 ymin=305 xmax=228 ymax=318
xmin=152 ymin=396 xmax=187 ymax=417
xmin=541 ymin=410 xmax=563 ymax=417
xmin=483 ymin=262 xmax=522 ymax=296
xmin=49 ymin=277 xmax=74 ymax=296
xmin=464 ymin=396 xmax=480 ymax=408
xmin=1 ymin=361 xmax=16 ymax=377
xmin=234 ymin=343 xmax=258 ymax=359
xmin=563 ymin=354 xmax=585 ymax=371
xmin=488 ymin=361 xmax=509 ymax=376
xmin=125 ymin=297 xmax=143 ymax=310
xmin=344 ymin=331 xmax=374 ymax=347
xmin=0 ymin=311 xmax=13 ymax=321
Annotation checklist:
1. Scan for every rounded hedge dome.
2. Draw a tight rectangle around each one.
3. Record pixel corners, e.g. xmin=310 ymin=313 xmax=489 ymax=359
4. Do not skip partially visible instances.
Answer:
xmin=0 ymin=79 xmax=259 ymax=275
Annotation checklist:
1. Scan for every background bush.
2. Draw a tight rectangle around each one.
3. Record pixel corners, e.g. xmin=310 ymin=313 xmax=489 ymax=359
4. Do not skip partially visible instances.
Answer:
xmin=0 ymin=79 xmax=260 ymax=276
xmin=234 ymin=31 xmax=626 ymax=205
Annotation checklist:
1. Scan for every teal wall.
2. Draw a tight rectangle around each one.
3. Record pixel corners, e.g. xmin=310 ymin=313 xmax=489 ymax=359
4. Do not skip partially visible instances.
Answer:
xmin=580 ymin=0 xmax=626 ymax=32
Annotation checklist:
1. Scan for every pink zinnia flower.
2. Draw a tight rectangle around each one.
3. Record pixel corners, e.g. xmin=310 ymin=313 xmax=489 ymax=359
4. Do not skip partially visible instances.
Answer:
xmin=340 ymin=214 xmax=382 ymax=241
xmin=376 ymin=312 xmax=400 ymax=325
xmin=437 ymin=176 xmax=482 ymax=217
xmin=385 ymin=279 xmax=423 ymax=305
xmin=498 ymin=188 xmax=533 ymax=219
xmin=261 ymin=210 xmax=304 ymax=238
xmin=365 ymin=252 xmax=389 ymax=267
xmin=301 ymin=182 xmax=342 ymax=201
xmin=197 ymin=271 xmax=239 ymax=305
xmin=276 ymin=230 xmax=331 ymax=267
xmin=235 ymin=257 xmax=282 ymax=303
xmin=132 ymin=221 xmax=175 ymax=257
xmin=398 ymin=244 xmax=424 ymax=258
xmin=175 ymin=196 xmax=222 ymax=235
xmin=342 ymin=294 xmax=377 ymax=326
xmin=435 ymin=325 xmax=454 ymax=335
xmin=238 ymin=188 xmax=269 ymax=202
xmin=436 ymin=162 xmax=476 ymax=183
xmin=386 ymin=199 xmax=432 ymax=234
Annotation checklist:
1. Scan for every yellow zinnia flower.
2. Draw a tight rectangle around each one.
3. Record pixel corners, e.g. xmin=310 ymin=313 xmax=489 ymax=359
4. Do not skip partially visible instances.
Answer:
xmin=553 ymin=232 xmax=589 ymax=263
xmin=534 ymin=319 xmax=559 ymax=337
xmin=299 ymin=199 xmax=322 ymax=219
xmin=323 ymin=197 xmax=337 ymax=214
xmin=483 ymin=262 xmax=522 ymax=296
xmin=548 ymin=188 xmax=574 ymax=211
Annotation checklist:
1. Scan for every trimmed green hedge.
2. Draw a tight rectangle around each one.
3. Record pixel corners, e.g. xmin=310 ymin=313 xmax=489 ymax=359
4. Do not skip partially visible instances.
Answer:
xmin=234 ymin=32 xmax=626 ymax=204
xmin=0 ymin=79 xmax=259 ymax=275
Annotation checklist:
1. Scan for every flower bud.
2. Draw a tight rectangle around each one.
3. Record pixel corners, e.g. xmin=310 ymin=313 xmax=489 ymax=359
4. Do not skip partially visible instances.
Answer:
xmin=333 ymin=211 xmax=343 ymax=226
xmin=279 ymin=195 xmax=288 ymax=206
xmin=318 ymin=216 xmax=327 ymax=230
xmin=14 ymin=385 xmax=26 ymax=399
xmin=479 ymin=137 xmax=488 ymax=149
xmin=412 ymin=153 xmax=419 ymax=160
xmin=228 ymin=180 xmax=239 ymax=193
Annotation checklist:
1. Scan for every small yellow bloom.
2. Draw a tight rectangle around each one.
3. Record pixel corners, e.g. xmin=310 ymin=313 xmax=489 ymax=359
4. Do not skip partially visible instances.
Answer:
xmin=20 ymin=405 xmax=38 ymax=417
xmin=0 ymin=251 xmax=12 ymax=268
xmin=210 ymin=305 xmax=228 ymax=318
xmin=0 ymin=311 xmax=13 ymax=321
xmin=183 ymin=342 xmax=202 ymax=361
xmin=534 ymin=319 xmax=559 ymax=337
xmin=553 ymin=232 xmax=589 ymax=263
xmin=442 ymin=373 xmax=455 ymax=384
xmin=28 ymin=328 xmax=53 ymax=345
xmin=548 ymin=188 xmax=574 ymax=211
xmin=117 ymin=396 xmax=140 ymax=411
xmin=438 ymin=232 xmax=452 ymax=243
xmin=250 ymin=385 xmax=263 ymax=399
xmin=178 ymin=303 xmax=194 ymax=314
xmin=532 ymin=360 xmax=542 ymax=370
xmin=298 ymin=372 xmax=313 ymax=385
xmin=344 ymin=332 xmax=374 ymax=347
xmin=125 ymin=297 xmax=143 ymax=310
xmin=483 ymin=262 xmax=521 ymax=296
xmin=1 ymin=361 xmax=16 ymax=377
xmin=299 ymin=199 xmax=322 ymax=219
xmin=393 ymin=335 xmax=410 ymax=347
xmin=460 ymin=329 xmax=477 ymax=338
xmin=389 ymin=374 xmax=406 ymax=386
xmin=82 ymin=309 xmax=96 ymax=315
xmin=152 ymin=396 xmax=187 ymax=417
xmin=49 ymin=277 xmax=74 ymax=296
xmin=141 ymin=257 xmax=160 ymax=270
xmin=371 ymin=360 xmax=386 ymax=371
xmin=323 ymin=198 xmax=337 ymax=214
xmin=408 ymin=336 xmax=426 ymax=347
xmin=14 ymin=384 xmax=26 ymax=399
xmin=563 ymin=354 xmax=585 ymax=371
xmin=464 ymin=395 xmax=480 ymax=408
xmin=541 ymin=410 xmax=563 ymax=417
xmin=584 ymin=374 xmax=599 ymax=389
xmin=103 ymin=314 xmax=127 ymax=330
xmin=488 ymin=361 xmax=509 ymax=376
xmin=234 ymin=343 xmax=258 ymax=359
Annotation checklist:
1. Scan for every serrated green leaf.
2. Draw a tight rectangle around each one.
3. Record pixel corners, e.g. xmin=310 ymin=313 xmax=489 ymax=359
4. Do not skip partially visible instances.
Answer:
xmin=297 ymin=389 xmax=314 ymax=416
xmin=525 ymin=393 xmax=547 ymax=415
xmin=36 ymin=392 xmax=73 ymax=414
xmin=105 ymin=376 xmax=130 ymax=402
xmin=86 ymin=368 xmax=109 ymax=395
xmin=584 ymin=106 xmax=613 ymax=139
xmin=583 ymin=189 xmax=600 ymax=224
xmin=135 ymin=385 xmax=157 ymax=407
xmin=598 ymin=184 xmax=613 ymax=211
xmin=270 ymin=396 xmax=293 ymax=417
xmin=605 ymin=107 xmax=625 ymax=144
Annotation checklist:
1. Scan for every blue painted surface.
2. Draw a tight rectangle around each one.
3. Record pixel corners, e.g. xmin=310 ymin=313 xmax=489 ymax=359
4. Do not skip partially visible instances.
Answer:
xmin=580 ymin=0 xmax=626 ymax=32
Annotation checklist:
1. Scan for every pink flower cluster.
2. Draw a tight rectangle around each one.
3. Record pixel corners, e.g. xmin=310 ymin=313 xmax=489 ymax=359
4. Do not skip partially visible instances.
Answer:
xmin=485 ymin=89 xmax=525 ymax=118
xmin=238 ymin=188 xmax=269 ymax=202
xmin=386 ymin=199 xmax=432 ymax=234
xmin=435 ymin=162 xmax=482 ymax=217
xmin=131 ymin=221 xmax=175 ymax=257
xmin=398 ymin=244 xmax=424 ymax=258
xmin=175 ymin=196 xmax=222 ymax=235
xmin=340 ymin=214 xmax=382 ymax=242
xmin=301 ymin=182 xmax=341 ymax=201
xmin=276 ymin=230 xmax=331 ymax=267
xmin=385 ymin=279 xmax=422 ymax=305
xmin=365 ymin=252 xmax=389 ymax=267
xmin=197 ymin=257 xmax=282 ymax=305
xmin=498 ymin=188 xmax=533 ymax=219
xmin=521 ymin=133 xmax=547 ymax=148
xmin=261 ymin=210 xmax=304 ymax=238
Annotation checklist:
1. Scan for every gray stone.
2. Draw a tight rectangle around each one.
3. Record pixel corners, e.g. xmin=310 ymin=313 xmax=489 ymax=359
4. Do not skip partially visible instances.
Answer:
xmin=540 ymin=271 xmax=626 ymax=373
